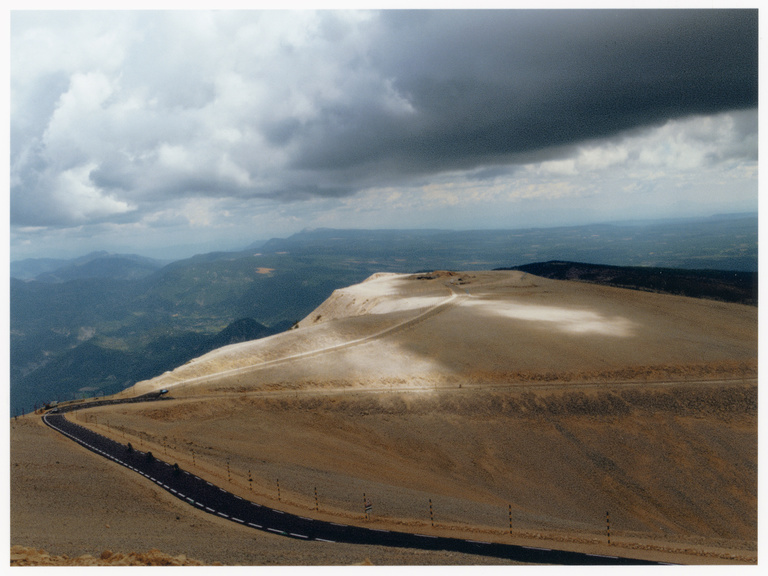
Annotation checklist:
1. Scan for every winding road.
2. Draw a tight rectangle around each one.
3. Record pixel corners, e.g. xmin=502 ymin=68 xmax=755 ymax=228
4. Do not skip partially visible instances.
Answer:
xmin=42 ymin=396 xmax=666 ymax=566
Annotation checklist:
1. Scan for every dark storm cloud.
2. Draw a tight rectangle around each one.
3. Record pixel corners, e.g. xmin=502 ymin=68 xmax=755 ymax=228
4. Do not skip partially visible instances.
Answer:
xmin=290 ymin=10 xmax=758 ymax=179
xmin=9 ymin=9 xmax=759 ymax=246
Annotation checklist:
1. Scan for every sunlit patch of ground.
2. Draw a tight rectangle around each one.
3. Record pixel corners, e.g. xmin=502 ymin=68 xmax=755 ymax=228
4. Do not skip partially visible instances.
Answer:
xmin=461 ymin=298 xmax=637 ymax=337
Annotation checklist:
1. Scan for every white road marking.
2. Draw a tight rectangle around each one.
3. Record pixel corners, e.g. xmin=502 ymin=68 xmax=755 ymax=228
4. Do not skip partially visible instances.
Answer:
xmin=248 ymin=523 xmax=262 ymax=529
xmin=267 ymin=528 xmax=285 ymax=534
xmin=316 ymin=539 xmax=335 ymax=543
xmin=217 ymin=512 xmax=229 ymax=518
xmin=416 ymin=534 xmax=438 ymax=539
xmin=290 ymin=533 xmax=308 ymax=539
xmin=205 ymin=507 xmax=216 ymax=513
xmin=233 ymin=518 xmax=245 ymax=523
xmin=587 ymin=554 xmax=618 ymax=559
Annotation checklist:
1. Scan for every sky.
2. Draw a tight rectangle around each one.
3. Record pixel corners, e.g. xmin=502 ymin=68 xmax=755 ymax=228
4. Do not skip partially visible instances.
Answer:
xmin=8 ymin=6 xmax=759 ymax=261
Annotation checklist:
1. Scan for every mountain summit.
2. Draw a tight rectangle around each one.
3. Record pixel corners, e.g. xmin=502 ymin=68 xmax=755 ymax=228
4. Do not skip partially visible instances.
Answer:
xmin=131 ymin=269 xmax=756 ymax=396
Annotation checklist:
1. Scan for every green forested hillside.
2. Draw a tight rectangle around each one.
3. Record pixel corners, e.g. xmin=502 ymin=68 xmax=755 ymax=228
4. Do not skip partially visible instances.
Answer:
xmin=10 ymin=253 xmax=376 ymax=414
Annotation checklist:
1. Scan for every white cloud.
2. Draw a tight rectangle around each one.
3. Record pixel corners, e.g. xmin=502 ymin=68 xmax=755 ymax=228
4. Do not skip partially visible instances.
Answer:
xmin=533 ymin=158 xmax=578 ymax=176
xmin=576 ymin=143 xmax=629 ymax=171
xmin=157 ymin=144 xmax=193 ymax=173
xmin=43 ymin=72 xmax=115 ymax=164
xmin=53 ymin=163 xmax=133 ymax=222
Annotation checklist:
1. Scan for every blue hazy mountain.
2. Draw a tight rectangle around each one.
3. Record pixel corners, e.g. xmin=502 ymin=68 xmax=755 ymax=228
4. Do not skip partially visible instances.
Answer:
xmin=11 ymin=251 xmax=169 ymax=282
xmin=256 ymin=214 xmax=757 ymax=272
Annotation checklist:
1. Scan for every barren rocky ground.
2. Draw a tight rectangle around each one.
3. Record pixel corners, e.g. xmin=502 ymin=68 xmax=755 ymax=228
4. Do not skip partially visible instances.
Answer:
xmin=10 ymin=416 xmax=518 ymax=566
xmin=10 ymin=271 xmax=757 ymax=565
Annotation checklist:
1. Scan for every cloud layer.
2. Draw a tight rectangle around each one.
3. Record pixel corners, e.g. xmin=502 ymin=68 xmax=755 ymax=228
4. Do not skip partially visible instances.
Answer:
xmin=10 ymin=10 xmax=758 ymax=258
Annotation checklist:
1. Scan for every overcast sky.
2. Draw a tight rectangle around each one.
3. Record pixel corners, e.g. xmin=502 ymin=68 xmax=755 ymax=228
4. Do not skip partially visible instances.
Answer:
xmin=9 ymin=8 xmax=759 ymax=260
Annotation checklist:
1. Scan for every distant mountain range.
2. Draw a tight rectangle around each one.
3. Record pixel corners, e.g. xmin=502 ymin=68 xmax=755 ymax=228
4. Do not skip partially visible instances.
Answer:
xmin=255 ymin=213 xmax=758 ymax=272
xmin=11 ymin=251 xmax=170 ymax=282
xmin=10 ymin=213 xmax=757 ymax=415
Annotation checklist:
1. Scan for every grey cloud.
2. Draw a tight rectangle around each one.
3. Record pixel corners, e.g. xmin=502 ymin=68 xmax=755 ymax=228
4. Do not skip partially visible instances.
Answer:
xmin=288 ymin=10 xmax=757 ymax=181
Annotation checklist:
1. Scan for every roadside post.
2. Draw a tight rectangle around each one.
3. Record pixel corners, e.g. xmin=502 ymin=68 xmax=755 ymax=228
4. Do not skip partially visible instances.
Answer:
xmin=429 ymin=499 xmax=434 ymax=527
xmin=364 ymin=494 xmax=372 ymax=519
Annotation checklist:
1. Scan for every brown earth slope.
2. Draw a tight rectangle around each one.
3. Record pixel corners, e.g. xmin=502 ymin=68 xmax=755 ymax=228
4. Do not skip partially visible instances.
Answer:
xmin=130 ymin=270 xmax=756 ymax=395
xmin=11 ymin=271 xmax=757 ymax=564
xmin=9 ymin=416 xmax=525 ymax=565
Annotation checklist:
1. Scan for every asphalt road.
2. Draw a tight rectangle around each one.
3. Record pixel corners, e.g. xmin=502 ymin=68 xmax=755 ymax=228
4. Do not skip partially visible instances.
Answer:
xmin=42 ymin=404 xmax=666 ymax=565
